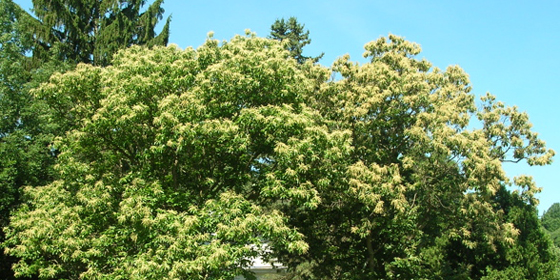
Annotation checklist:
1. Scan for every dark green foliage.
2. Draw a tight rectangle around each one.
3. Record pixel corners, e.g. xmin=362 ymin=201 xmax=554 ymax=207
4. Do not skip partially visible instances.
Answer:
xmin=269 ymin=17 xmax=323 ymax=64
xmin=549 ymin=229 xmax=560 ymax=249
xmin=489 ymin=187 xmax=559 ymax=279
xmin=438 ymin=186 xmax=559 ymax=279
xmin=542 ymin=203 xmax=560 ymax=247
xmin=372 ymin=186 xmax=560 ymax=280
xmin=542 ymin=203 xmax=560 ymax=232
xmin=27 ymin=0 xmax=171 ymax=66
xmin=0 ymin=1 xmax=54 ymax=278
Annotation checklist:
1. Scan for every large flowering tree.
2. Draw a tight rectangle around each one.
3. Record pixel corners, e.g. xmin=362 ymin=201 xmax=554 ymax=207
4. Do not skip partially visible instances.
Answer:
xmin=4 ymin=33 xmax=557 ymax=279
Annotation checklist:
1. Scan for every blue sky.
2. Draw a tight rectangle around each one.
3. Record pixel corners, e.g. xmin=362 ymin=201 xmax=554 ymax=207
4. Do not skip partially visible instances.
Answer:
xmin=14 ymin=0 xmax=560 ymax=214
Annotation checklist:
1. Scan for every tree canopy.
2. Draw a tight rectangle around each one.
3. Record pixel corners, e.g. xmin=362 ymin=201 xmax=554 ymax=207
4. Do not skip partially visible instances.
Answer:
xmin=2 ymin=31 xmax=558 ymax=279
xmin=542 ymin=203 xmax=560 ymax=247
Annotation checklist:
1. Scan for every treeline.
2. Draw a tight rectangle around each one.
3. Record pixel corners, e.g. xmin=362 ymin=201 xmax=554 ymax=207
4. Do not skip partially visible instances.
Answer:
xmin=1 ymin=1 xmax=559 ymax=279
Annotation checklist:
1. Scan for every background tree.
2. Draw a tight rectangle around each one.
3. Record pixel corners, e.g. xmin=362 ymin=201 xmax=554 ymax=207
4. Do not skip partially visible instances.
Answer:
xmin=542 ymin=203 xmax=560 ymax=247
xmin=26 ymin=0 xmax=171 ymax=66
xmin=269 ymin=17 xmax=323 ymax=64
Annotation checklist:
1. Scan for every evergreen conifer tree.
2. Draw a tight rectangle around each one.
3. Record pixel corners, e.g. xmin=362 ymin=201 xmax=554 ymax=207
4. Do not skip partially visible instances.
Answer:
xmin=269 ymin=17 xmax=323 ymax=64
xmin=26 ymin=0 xmax=171 ymax=66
